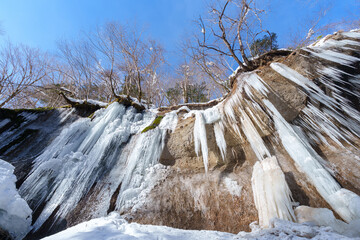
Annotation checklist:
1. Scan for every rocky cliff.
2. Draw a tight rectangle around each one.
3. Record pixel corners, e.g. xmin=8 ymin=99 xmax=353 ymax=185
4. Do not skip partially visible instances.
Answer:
xmin=0 ymin=30 xmax=359 ymax=239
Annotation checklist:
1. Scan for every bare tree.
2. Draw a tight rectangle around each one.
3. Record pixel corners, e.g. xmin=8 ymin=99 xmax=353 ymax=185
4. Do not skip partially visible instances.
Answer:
xmin=87 ymin=22 xmax=165 ymax=104
xmin=56 ymin=38 xmax=100 ymax=101
xmin=184 ymin=38 xmax=232 ymax=93
xmin=87 ymin=22 xmax=123 ymax=99
xmin=178 ymin=62 xmax=194 ymax=104
xmin=94 ymin=22 xmax=165 ymax=103
xmin=185 ymin=0 xmax=270 ymax=91
xmin=164 ymin=57 xmax=214 ymax=105
xmin=287 ymin=3 xmax=360 ymax=48
xmin=114 ymin=24 xmax=164 ymax=102
xmin=0 ymin=42 xmax=48 ymax=108
xmin=196 ymin=0 xmax=267 ymax=71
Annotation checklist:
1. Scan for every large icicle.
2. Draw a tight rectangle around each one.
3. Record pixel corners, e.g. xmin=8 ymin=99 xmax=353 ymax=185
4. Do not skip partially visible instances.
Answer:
xmin=221 ymin=73 xmax=271 ymax=161
xmin=239 ymin=107 xmax=270 ymax=161
xmin=270 ymin=62 xmax=360 ymax=144
xmin=214 ymin=121 xmax=226 ymax=161
xmin=19 ymin=103 xmax=156 ymax=231
xmin=193 ymin=111 xmax=209 ymax=172
xmin=251 ymin=156 xmax=295 ymax=228
xmin=264 ymin=99 xmax=360 ymax=223
xmin=115 ymin=127 xmax=166 ymax=211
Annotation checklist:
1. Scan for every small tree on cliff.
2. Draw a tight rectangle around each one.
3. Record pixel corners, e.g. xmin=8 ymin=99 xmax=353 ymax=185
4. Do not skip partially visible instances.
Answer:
xmin=250 ymin=32 xmax=278 ymax=57
xmin=189 ymin=0 xmax=274 ymax=89
xmin=196 ymin=0 xmax=270 ymax=70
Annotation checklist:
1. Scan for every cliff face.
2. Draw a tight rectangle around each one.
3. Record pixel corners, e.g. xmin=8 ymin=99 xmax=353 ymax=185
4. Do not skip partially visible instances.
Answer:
xmin=0 ymin=30 xmax=359 ymax=239
xmin=129 ymin=30 xmax=360 ymax=233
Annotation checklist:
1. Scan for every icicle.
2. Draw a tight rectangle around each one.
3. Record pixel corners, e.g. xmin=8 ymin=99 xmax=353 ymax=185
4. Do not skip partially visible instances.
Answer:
xmin=159 ymin=111 xmax=178 ymax=132
xmin=221 ymin=72 xmax=270 ymax=149
xmin=270 ymin=62 xmax=360 ymax=145
xmin=193 ymin=111 xmax=209 ymax=172
xmin=115 ymin=127 xmax=165 ymax=211
xmin=251 ymin=156 xmax=295 ymax=228
xmin=239 ymin=107 xmax=270 ymax=161
xmin=214 ymin=121 xmax=226 ymax=161
xmin=305 ymin=49 xmax=360 ymax=67
xmin=19 ymin=103 xmax=157 ymax=231
xmin=264 ymin=99 xmax=360 ymax=223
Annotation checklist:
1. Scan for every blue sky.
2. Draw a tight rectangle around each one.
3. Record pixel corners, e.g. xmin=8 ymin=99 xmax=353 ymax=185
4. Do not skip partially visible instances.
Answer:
xmin=0 ymin=0 xmax=359 ymax=65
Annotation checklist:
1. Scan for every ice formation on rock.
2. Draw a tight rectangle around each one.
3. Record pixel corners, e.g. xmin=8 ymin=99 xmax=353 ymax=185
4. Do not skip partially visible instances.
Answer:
xmin=251 ymin=156 xmax=295 ymax=228
xmin=0 ymin=159 xmax=32 ymax=240
xmin=223 ymin=177 xmax=242 ymax=197
xmin=193 ymin=111 xmax=209 ymax=172
xmin=295 ymin=206 xmax=360 ymax=238
xmin=238 ymin=107 xmax=270 ymax=161
xmin=270 ymin=62 xmax=360 ymax=145
xmin=264 ymin=97 xmax=360 ymax=223
xmin=213 ymin=121 xmax=226 ymax=161
xmin=1 ymin=30 xmax=359 ymax=238
xmin=220 ymin=72 xmax=270 ymax=160
xmin=19 ymin=102 xmax=177 ymax=232
xmin=191 ymin=105 xmax=223 ymax=171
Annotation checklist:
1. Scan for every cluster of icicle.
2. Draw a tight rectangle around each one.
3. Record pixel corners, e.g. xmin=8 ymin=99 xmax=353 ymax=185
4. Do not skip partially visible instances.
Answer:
xmin=17 ymin=30 xmax=360 ymax=236
xmin=19 ymin=103 xmax=180 ymax=234
xmin=189 ymin=30 xmax=360 ymax=229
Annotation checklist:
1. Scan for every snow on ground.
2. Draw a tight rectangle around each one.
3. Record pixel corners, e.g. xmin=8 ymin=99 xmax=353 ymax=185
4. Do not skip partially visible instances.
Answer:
xmin=0 ymin=159 xmax=32 ymax=240
xmin=42 ymin=212 xmax=358 ymax=240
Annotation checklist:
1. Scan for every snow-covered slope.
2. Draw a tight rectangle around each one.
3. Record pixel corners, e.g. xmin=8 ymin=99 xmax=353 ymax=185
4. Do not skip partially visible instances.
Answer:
xmin=43 ymin=213 xmax=356 ymax=240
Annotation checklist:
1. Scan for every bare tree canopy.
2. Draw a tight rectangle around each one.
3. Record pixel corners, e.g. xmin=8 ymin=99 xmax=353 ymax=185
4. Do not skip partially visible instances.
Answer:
xmin=0 ymin=2 xmax=358 ymax=109
xmin=43 ymin=22 xmax=166 ymax=107
xmin=287 ymin=5 xmax=360 ymax=48
xmin=196 ymin=0 xmax=270 ymax=69
xmin=183 ymin=0 xmax=276 ymax=92
xmin=0 ymin=42 xmax=48 ymax=108
xmin=86 ymin=22 xmax=165 ymax=105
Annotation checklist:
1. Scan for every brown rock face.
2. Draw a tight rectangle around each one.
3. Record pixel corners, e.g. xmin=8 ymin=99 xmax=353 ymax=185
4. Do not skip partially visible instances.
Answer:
xmin=2 ymin=31 xmax=359 ymax=239
xmin=124 ymin=31 xmax=360 ymax=232
xmin=131 ymin=169 xmax=258 ymax=233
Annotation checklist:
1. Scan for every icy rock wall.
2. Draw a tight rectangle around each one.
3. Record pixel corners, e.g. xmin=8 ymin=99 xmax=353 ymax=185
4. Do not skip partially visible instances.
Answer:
xmin=264 ymin=99 xmax=360 ymax=222
xmin=188 ymin=30 xmax=360 ymax=229
xmin=18 ymin=102 xmax=178 ymax=233
xmin=0 ymin=159 xmax=32 ymax=240
xmin=2 ymin=30 xmax=360 ymax=237
xmin=189 ymin=73 xmax=295 ymax=228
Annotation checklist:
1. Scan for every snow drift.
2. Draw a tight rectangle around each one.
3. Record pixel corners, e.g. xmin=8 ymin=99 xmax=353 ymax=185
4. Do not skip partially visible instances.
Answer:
xmin=0 ymin=159 xmax=32 ymax=240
